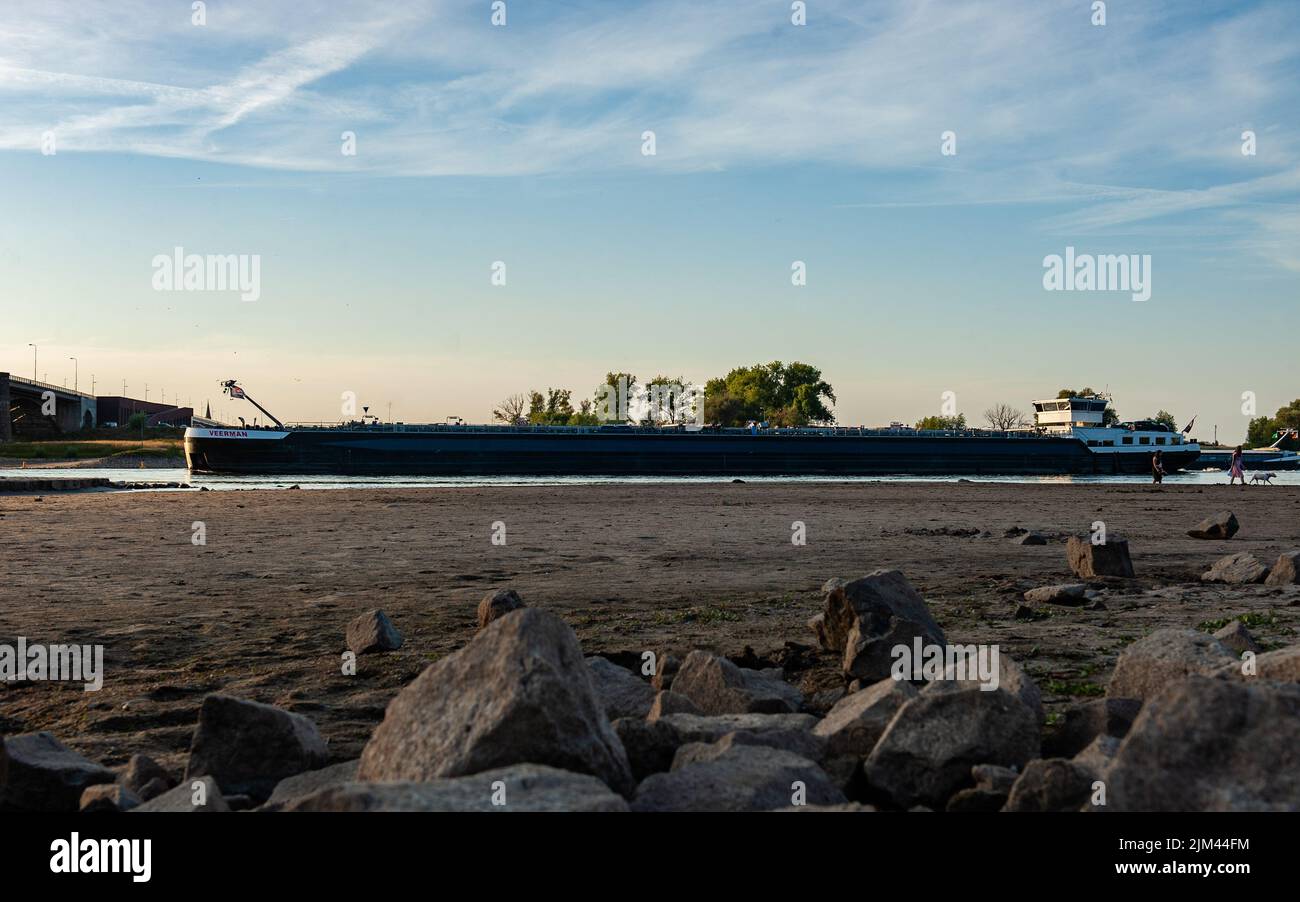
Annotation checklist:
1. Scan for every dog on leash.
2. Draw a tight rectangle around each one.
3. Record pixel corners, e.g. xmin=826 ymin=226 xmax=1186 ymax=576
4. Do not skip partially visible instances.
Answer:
xmin=1250 ymin=472 xmax=1277 ymax=485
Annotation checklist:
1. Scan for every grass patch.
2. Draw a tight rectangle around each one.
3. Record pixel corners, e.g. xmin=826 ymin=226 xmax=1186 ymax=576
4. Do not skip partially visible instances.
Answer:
xmin=1 ymin=440 xmax=181 ymax=460
xmin=654 ymin=605 xmax=742 ymax=625
xmin=1198 ymin=611 xmax=1281 ymax=632
xmin=1044 ymin=678 xmax=1106 ymax=698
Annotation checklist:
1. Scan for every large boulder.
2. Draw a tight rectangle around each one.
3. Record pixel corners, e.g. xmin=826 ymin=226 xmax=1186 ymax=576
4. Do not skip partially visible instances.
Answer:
xmin=945 ymin=764 xmax=1019 ymax=812
xmin=80 ymin=783 xmax=142 ymax=813
xmin=476 ymin=588 xmax=524 ymax=630
xmin=1107 ymin=676 xmax=1300 ymax=810
xmin=864 ymin=686 xmax=1039 ymax=809
xmin=1201 ymin=552 xmax=1269 ymax=584
xmin=1066 ymin=537 xmax=1135 ymax=578
xmin=632 ymin=741 xmax=845 ymax=812
xmin=669 ymin=651 xmax=801 ymax=715
xmin=586 ymin=657 xmax=655 ymax=720
xmin=134 ymin=775 xmax=230 ymax=812
xmin=1047 ymin=697 xmax=1141 ymax=758
xmin=612 ymin=718 xmax=681 ymax=782
xmin=1214 ymin=645 xmax=1300 ymax=683
xmin=184 ymin=695 xmax=329 ymax=800
xmin=1023 ymin=584 xmax=1088 ymax=606
xmin=261 ymin=759 xmax=360 ymax=810
xmin=1106 ymin=628 xmax=1235 ymax=701
xmin=1187 ymin=510 xmax=1240 ymax=540
xmin=1002 ymin=758 xmax=1096 ymax=812
xmin=820 ymin=570 xmax=945 ymax=682
xmin=285 ymin=764 xmax=628 ymax=812
xmin=358 ymin=608 xmax=633 ymax=795
xmin=615 ymin=712 xmax=819 ymax=783
xmin=1265 ymin=551 xmax=1300 ymax=586
xmin=929 ymin=647 xmax=1044 ymax=724
xmin=646 ymin=690 xmax=700 ymax=719
xmin=119 ymin=754 xmax=174 ymax=800
xmin=346 ymin=609 xmax=403 ymax=655
xmin=0 ymin=732 xmax=115 ymax=812
xmin=812 ymin=678 xmax=917 ymax=758
xmin=1212 ymin=621 xmax=1261 ymax=656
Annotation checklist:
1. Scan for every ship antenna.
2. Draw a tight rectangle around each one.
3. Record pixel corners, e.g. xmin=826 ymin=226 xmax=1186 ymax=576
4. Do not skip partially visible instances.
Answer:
xmin=220 ymin=378 xmax=284 ymax=428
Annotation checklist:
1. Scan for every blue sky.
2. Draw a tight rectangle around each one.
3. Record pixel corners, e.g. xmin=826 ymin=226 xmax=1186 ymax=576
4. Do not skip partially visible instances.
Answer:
xmin=1 ymin=0 xmax=1297 ymax=440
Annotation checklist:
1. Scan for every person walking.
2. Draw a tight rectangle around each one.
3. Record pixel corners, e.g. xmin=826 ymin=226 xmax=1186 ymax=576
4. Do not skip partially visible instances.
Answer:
xmin=1228 ymin=445 xmax=1247 ymax=486
xmin=1151 ymin=449 xmax=1165 ymax=484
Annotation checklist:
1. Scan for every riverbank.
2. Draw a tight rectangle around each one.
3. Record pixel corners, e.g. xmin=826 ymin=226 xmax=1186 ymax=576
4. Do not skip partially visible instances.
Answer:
xmin=2 ymin=481 xmax=1297 ymax=776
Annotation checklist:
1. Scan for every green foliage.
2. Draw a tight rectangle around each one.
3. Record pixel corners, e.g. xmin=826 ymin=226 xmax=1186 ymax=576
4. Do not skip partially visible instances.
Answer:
xmin=1151 ymin=409 xmax=1177 ymax=430
xmin=703 ymin=361 xmax=836 ymax=426
xmin=127 ymin=412 xmax=149 ymax=430
xmin=1245 ymin=399 xmax=1300 ymax=448
xmin=915 ymin=414 xmax=967 ymax=431
xmin=527 ymin=389 xmax=575 ymax=426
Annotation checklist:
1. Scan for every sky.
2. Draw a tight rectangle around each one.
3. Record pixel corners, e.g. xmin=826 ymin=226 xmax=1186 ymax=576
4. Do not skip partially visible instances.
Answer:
xmin=1 ymin=0 xmax=1298 ymax=442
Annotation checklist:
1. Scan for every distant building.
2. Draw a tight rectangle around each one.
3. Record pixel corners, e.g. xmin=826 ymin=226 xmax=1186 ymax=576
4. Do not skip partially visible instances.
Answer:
xmin=96 ymin=396 xmax=193 ymax=428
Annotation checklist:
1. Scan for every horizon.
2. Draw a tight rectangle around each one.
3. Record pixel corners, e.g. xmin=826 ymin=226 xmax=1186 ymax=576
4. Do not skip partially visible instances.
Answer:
xmin=3 ymin=0 xmax=1299 ymax=441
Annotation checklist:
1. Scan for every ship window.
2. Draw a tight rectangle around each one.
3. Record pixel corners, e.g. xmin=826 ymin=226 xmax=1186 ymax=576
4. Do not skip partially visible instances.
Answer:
xmin=1087 ymin=440 xmax=1098 ymax=447
xmin=1156 ymin=437 xmax=1166 ymax=445
xmin=1103 ymin=440 xmax=1114 ymax=446
xmin=1173 ymin=436 xmax=1181 ymax=445
xmin=1122 ymin=437 xmax=1133 ymax=445
xmin=1140 ymin=436 xmax=1150 ymax=445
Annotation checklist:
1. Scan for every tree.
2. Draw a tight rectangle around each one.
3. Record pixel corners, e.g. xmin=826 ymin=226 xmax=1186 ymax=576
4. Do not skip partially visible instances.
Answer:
xmin=1244 ymin=399 xmax=1300 ymax=447
xmin=492 ymin=393 xmax=529 ymax=426
xmin=916 ymin=414 xmax=967 ymax=431
xmin=984 ymin=404 xmax=1029 ymax=431
xmin=595 ymin=372 xmax=638 ymax=423
xmin=1151 ymin=410 xmax=1177 ymax=431
xmin=704 ymin=361 xmax=836 ymax=426
xmin=1057 ymin=387 xmax=1118 ymax=426
xmin=527 ymin=388 xmax=575 ymax=426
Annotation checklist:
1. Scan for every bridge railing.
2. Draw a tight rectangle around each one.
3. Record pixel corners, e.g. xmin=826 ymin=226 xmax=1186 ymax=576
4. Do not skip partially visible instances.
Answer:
xmin=6 ymin=374 xmax=95 ymax=400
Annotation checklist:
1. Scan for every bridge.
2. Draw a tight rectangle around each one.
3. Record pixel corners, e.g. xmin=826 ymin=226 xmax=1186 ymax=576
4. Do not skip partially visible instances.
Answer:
xmin=0 ymin=372 xmax=97 ymax=441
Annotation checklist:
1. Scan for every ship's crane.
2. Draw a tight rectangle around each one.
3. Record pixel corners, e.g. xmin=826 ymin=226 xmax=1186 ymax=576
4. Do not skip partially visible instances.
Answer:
xmin=220 ymin=379 xmax=284 ymax=428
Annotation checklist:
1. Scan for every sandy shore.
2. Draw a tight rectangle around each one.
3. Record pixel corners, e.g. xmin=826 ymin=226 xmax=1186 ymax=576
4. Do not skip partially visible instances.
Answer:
xmin=2 ymin=481 xmax=1298 ymax=775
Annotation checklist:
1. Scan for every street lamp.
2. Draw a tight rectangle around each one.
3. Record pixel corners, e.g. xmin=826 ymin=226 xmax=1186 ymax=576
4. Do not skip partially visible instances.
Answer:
xmin=69 ymin=357 xmax=78 ymax=393
xmin=27 ymin=343 xmax=36 ymax=382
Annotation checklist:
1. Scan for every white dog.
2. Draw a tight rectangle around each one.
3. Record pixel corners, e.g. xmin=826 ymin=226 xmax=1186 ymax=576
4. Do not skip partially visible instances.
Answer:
xmin=1249 ymin=472 xmax=1277 ymax=485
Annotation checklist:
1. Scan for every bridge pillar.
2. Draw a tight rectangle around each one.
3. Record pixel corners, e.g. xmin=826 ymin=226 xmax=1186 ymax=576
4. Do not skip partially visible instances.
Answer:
xmin=0 ymin=372 xmax=11 ymax=443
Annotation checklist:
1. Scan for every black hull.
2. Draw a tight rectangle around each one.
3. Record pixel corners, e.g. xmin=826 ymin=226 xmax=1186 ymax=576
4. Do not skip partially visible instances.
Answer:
xmin=185 ymin=430 xmax=1200 ymax=477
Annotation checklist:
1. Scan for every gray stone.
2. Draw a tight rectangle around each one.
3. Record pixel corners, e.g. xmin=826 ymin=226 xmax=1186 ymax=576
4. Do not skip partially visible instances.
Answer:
xmin=136 ymin=777 xmax=170 ymax=801
xmin=1067 ymin=536 xmax=1135 ymax=578
xmin=811 ymin=678 xmax=917 ymax=757
xmin=1201 ymin=552 xmax=1269 ymax=584
xmin=673 ymin=729 xmax=827 ymax=768
xmin=1265 ymin=551 xmax=1300 ymax=586
xmin=632 ymin=742 xmax=845 ymax=812
xmin=928 ymin=647 xmax=1044 ymax=724
xmin=261 ymin=759 xmax=360 ymax=810
xmin=612 ymin=717 xmax=679 ymax=782
xmin=1072 ymin=734 xmax=1121 ymax=777
xmin=650 ymin=654 xmax=679 ymax=691
xmin=119 ymin=753 xmax=173 ymax=799
xmin=669 ymin=650 xmax=801 ymax=715
xmin=0 ymin=732 xmax=116 ymax=812
xmin=134 ymin=775 xmax=230 ymax=812
xmin=616 ymin=711 xmax=819 ymax=782
xmin=1014 ymin=532 xmax=1048 ymax=546
xmin=646 ymin=690 xmax=700 ymax=719
xmin=185 ymin=694 xmax=329 ymax=800
xmin=655 ymin=712 xmax=819 ymax=745
xmin=79 ymin=783 xmax=142 ymax=813
xmin=346 ymin=609 xmax=403 ymax=655
xmin=1003 ymin=758 xmax=1096 ymax=812
xmin=476 ymin=588 xmax=524 ymax=630
xmin=1023 ymin=584 xmax=1088 ymax=605
xmin=820 ymin=570 xmax=945 ymax=683
xmin=586 ymin=657 xmax=655 ymax=720
xmin=945 ymin=764 xmax=1019 ymax=812
xmin=1214 ymin=645 xmax=1300 ymax=683
xmin=1187 ymin=510 xmax=1240 ymax=540
xmin=1213 ymin=621 xmax=1261 ymax=656
xmin=285 ymin=764 xmax=629 ymax=812
xmin=1107 ymin=628 xmax=1235 ymax=700
xmin=863 ymin=686 xmax=1039 ymax=809
xmin=358 ymin=608 xmax=633 ymax=795
xmin=1049 ymin=697 xmax=1141 ymax=758
xmin=808 ymin=613 xmax=831 ymax=651
xmin=1108 ymin=676 xmax=1300 ymax=810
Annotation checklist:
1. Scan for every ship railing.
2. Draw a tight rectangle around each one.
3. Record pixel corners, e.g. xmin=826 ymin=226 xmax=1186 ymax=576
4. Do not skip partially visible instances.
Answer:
xmin=273 ymin=421 xmax=1051 ymax=439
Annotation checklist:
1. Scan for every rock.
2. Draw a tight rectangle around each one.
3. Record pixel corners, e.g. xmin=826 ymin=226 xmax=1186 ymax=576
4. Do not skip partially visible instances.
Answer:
xmin=119 ymin=754 xmax=173 ymax=798
xmin=649 ymin=653 xmax=679 ymax=691
xmin=1187 ymin=510 xmax=1240 ymax=540
xmin=1072 ymin=734 xmax=1121 ymax=777
xmin=777 ymin=802 xmax=877 ymax=812
xmin=285 ymin=764 xmax=628 ymax=812
xmin=1201 ymin=552 xmax=1269 ymax=584
xmin=806 ymin=687 xmax=846 ymax=715
xmin=945 ymin=764 xmax=1019 ymax=812
xmin=1265 ymin=551 xmax=1300 ymax=586
xmin=586 ymin=657 xmax=655 ymax=720
xmin=134 ymin=775 xmax=230 ymax=812
xmin=1107 ymin=676 xmax=1300 ymax=810
xmin=476 ymin=588 xmax=524 ymax=630
xmin=136 ymin=777 xmax=170 ymax=801
xmin=1002 ymin=758 xmax=1096 ymax=812
xmin=1107 ymin=628 xmax=1235 ymax=701
xmin=79 ymin=783 xmax=142 ymax=813
xmin=655 ymin=712 xmax=819 ymax=745
xmin=1066 ymin=536 xmax=1135 ymax=578
xmin=184 ymin=695 xmax=329 ymax=800
xmin=1023 ymin=584 xmax=1088 ymax=606
xmin=618 ymin=711 xmax=819 ymax=782
xmin=669 ymin=650 xmax=801 ymax=715
xmin=1213 ymin=621 xmax=1261 ymax=656
xmin=0 ymin=732 xmax=116 ymax=812
xmin=928 ymin=647 xmax=1044 ymax=724
xmin=632 ymin=742 xmax=845 ymax=812
xmin=224 ymin=794 xmax=256 ymax=811
xmin=346 ymin=609 xmax=403 ymax=655
xmin=811 ymin=678 xmax=917 ymax=758
xmin=820 ymin=570 xmax=945 ymax=682
xmin=808 ymin=613 xmax=831 ymax=651
xmin=1013 ymin=532 xmax=1048 ymax=546
xmin=673 ymin=729 xmax=827 ymax=768
xmin=1214 ymin=645 xmax=1300 ymax=683
xmin=261 ymin=759 xmax=360 ymax=810
xmin=612 ymin=718 xmax=680 ymax=782
xmin=646 ymin=690 xmax=700 ymax=719
xmin=1048 ymin=697 xmax=1141 ymax=758
xmin=358 ymin=608 xmax=633 ymax=795
xmin=863 ymin=686 xmax=1039 ymax=809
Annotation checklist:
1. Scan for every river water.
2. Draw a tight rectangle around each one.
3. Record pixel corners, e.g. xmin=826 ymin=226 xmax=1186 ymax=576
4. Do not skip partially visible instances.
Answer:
xmin=6 ymin=468 xmax=1299 ymax=490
